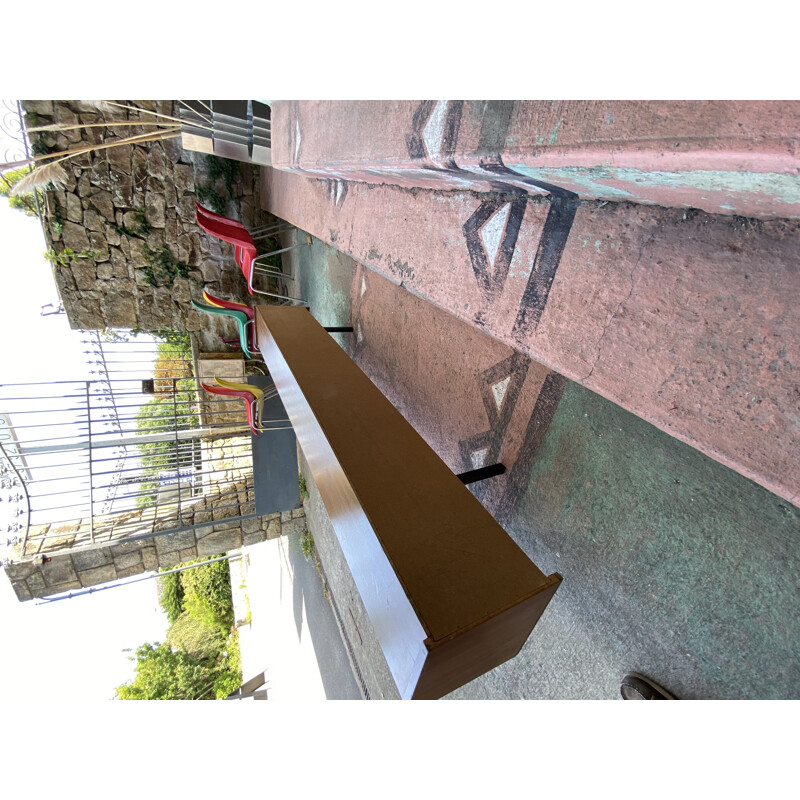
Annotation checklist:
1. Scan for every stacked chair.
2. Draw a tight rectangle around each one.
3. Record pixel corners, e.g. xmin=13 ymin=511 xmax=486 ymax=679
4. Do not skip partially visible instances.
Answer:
xmin=195 ymin=202 xmax=309 ymax=302
xmin=200 ymin=376 xmax=291 ymax=438
xmin=191 ymin=289 xmax=259 ymax=357
xmin=191 ymin=296 xmax=255 ymax=358
xmin=192 ymin=203 xmax=350 ymax=440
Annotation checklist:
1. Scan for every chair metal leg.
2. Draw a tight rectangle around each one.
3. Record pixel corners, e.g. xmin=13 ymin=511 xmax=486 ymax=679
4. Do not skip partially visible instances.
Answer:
xmin=253 ymin=266 xmax=291 ymax=278
xmin=252 ymin=244 xmax=305 ymax=266
xmin=248 ymin=232 xmax=309 ymax=304
xmin=251 ymin=225 xmax=294 ymax=240
xmin=251 ymin=221 xmax=290 ymax=231
xmin=249 ymin=282 xmax=309 ymax=305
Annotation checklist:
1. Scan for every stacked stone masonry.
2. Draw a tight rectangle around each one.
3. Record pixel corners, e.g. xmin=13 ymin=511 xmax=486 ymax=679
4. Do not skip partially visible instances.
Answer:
xmin=5 ymin=433 xmax=306 ymax=602
xmin=20 ymin=100 xmax=274 ymax=352
xmin=6 ymin=506 xmax=306 ymax=602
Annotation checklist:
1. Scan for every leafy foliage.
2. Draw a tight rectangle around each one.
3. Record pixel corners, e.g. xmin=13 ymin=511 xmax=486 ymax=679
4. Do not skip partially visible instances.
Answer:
xmin=206 ymin=154 xmax=239 ymax=195
xmin=138 ymin=244 xmax=192 ymax=288
xmin=107 ymin=205 xmax=190 ymax=288
xmin=167 ymin=611 xmax=226 ymax=660
xmin=300 ymin=530 xmax=315 ymax=560
xmin=196 ymin=155 xmax=240 ymax=217
xmin=196 ymin=184 xmax=227 ymax=215
xmin=180 ymin=556 xmax=234 ymax=627
xmin=159 ymin=571 xmax=185 ymax=625
xmin=115 ymin=642 xmax=217 ymax=700
xmin=121 ymin=557 xmax=241 ymax=700
xmin=31 ymin=134 xmax=52 ymax=156
xmin=44 ymin=247 xmax=103 ymax=268
xmin=133 ymin=206 xmax=153 ymax=236
xmin=110 ymin=206 xmax=152 ymax=239
xmin=213 ymin=630 xmax=242 ymax=699
xmin=0 ymin=166 xmax=43 ymax=216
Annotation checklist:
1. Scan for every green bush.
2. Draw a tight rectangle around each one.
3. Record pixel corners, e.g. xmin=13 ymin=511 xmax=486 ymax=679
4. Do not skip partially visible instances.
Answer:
xmin=120 ymin=557 xmax=243 ymax=700
xmin=167 ymin=611 xmax=226 ymax=661
xmin=206 ymin=154 xmax=239 ymax=195
xmin=183 ymin=591 xmax=230 ymax=634
xmin=159 ymin=571 xmax=185 ymax=624
xmin=196 ymin=184 xmax=227 ymax=215
xmin=213 ymin=630 xmax=243 ymax=699
xmin=300 ymin=530 xmax=315 ymax=560
xmin=180 ymin=556 xmax=233 ymax=621
xmin=116 ymin=642 xmax=217 ymax=700
xmin=0 ymin=165 xmax=44 ymax=216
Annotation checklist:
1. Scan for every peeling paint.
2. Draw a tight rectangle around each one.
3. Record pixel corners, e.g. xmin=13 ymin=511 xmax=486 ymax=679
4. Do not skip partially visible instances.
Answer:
xmin=548 ymin=118 xmax=565 ymax=145
xmin=509 ymin=164 xmax=633 ymax=199
xmin=507 ymin=164 xmax=800 ymax=209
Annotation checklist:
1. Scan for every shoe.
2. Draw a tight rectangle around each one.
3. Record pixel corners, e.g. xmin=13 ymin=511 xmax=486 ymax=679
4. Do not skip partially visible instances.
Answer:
xmin=620 ymin=673 xmax=677 ymax=700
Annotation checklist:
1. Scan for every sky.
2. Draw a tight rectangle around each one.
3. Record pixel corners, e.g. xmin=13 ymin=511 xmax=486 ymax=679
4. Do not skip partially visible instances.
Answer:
xmin=0 ymin=146 xmax=169 ymax=701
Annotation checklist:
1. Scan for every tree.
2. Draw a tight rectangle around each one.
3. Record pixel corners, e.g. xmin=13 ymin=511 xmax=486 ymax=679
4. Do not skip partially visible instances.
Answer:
xmin=0 ymin=166 xmax=42 ymax=216
xmin=115 ymin=642 xmax=217 ymax=700
xmin=134 ymin=340 xmax=199 ymax=506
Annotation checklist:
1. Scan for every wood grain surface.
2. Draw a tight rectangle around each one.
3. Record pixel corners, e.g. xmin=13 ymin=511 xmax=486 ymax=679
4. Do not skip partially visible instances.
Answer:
xmin=256 ymin=305 xmax=561 ymax=698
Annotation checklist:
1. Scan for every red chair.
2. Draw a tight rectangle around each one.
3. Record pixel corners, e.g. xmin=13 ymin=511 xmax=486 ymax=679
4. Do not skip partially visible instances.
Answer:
xmin=201 ymin=379 xmax=290 ymax=437
xmin=196 ymin=203 xmax=285 ymax=268
xmin=195 ymin=204 xmax=307 ymax=301
xmin=201 ymin=380 xmax=262 ymax=436
xmin=194 ymin=201 xmax=293 ymax=238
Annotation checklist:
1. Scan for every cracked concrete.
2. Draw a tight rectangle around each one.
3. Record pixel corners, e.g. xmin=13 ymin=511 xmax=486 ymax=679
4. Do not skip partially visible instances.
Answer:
xmin=582 ymin=226 xmax=660 ymax=383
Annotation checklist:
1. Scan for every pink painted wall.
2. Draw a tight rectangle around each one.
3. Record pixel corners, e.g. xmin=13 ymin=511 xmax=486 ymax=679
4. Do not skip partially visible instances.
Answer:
xmin=270 ymin=101 xmax=800 ymax=220
xmin=261 ymin=166 xmax=800 ymax=508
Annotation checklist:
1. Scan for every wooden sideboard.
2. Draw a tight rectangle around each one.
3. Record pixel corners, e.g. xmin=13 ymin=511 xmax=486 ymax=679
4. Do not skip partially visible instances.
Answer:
xmin=256 ymin=306 xmax=561 ymax=699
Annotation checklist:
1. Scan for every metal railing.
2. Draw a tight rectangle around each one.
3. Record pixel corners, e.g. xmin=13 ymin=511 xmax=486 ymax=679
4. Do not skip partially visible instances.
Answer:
xmin=178 ymin=100 xmax=271 ymax=165
xmin=1 ymin=99 xmax=43 ymax=220
xmin=1 ymin=331 xmax=262 ymax=562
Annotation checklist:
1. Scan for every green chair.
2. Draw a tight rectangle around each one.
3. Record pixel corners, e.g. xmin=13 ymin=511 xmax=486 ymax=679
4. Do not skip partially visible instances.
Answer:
xmin=191 ymin=298 xmax=255 ymax=358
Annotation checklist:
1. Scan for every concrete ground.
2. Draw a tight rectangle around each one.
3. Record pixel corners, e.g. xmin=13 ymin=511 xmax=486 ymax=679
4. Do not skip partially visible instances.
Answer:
xmin=234 ymin=533 xmax=362 ymax=700
xmin=275 ymin=229 xmax=800 ymax=700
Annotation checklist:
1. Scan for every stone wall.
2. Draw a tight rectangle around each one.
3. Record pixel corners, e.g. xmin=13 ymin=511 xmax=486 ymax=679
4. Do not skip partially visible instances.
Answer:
xmin=21 ymin=100 xmax=272 ymax=351
xmin=4 ymin=101 xmax=301 ymax=602
xmin=6 ymin=506 xmax=306 ymax=602
xmin=4 ymin=433 xmax=308 ymax=602
xmin=16 ymin=436 xmax=254 ymax=558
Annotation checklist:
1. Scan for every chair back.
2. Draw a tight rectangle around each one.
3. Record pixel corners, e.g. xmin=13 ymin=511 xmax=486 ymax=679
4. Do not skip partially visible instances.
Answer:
xmin=202 ymin=289 xmax=255 ymax=320
xmin=191 ymin=300 xmax=255 ymax=358
xmin=200 ymin=381 xmax=260 ymax=436
xmin=213 ymin=376 xmax=264 ymax=399
xmin=191 ymin=298 xmax=249 ymax=324
xmin=196 ymin=210 xmax=257 ymax=253
xmin=195 ymin=201 xmax=246 ymax=229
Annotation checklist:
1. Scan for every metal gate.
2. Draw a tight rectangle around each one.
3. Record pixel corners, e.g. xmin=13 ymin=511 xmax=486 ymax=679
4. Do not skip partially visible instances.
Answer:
xmin=1 ymin=330 xmax=256 ymax=564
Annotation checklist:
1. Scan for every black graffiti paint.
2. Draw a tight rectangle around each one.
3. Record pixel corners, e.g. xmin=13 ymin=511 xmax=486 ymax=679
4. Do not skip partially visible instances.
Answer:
xmin=463 ymin=196 xmax=527 ymax=300
xmin=493 ymin=371 xmax=567 ymax=525
xmin=458 ymin=353 xmax=530 ymax=502
xmin=407 ymin=101 xmax=579 ymax=336
xmin=406 ymin=100 xmax=464 ymax=169
xmin=477 ymin=160 xmax=579 ymax=338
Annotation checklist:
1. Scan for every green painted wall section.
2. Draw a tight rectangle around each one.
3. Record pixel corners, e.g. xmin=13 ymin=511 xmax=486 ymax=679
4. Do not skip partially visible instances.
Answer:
xmin=508 ymin=164 xmax=800 ymax=207
xmin=510 ymin=382 xmax=800 ymax=698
